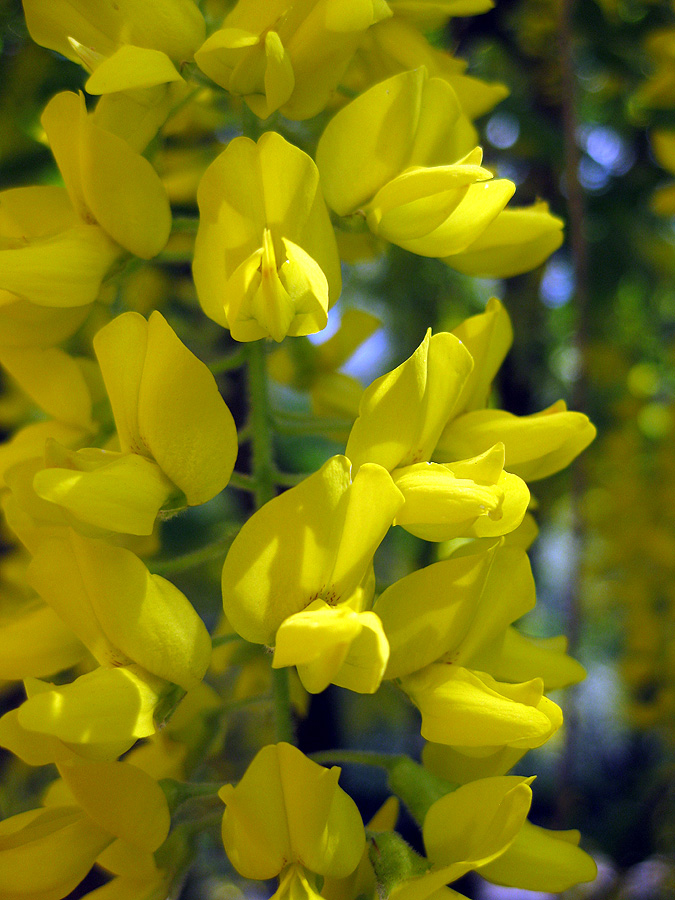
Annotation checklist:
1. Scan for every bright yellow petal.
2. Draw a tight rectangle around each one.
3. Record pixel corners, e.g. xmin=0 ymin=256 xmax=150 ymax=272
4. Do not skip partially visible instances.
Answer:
xmin=448 ymin=202 xmax=564 ymax=278
xmin=79 ymin=113 xmax=171 ymax=259
xmin=0 ymin=603 xmax=86 ymax=680
xmin=0 ymin=806 xmax=112 ymax=899
xmin=316 ymin=68 xmax=425 ymax=215
xmin=346 ymin=330 xmax=473 ymax=472
xmin=0 ymin=346 xmax=93 ymax=428
xmin=17 ymin=666 xmax=160 ymax=747
xmin=58 ymin=760 xmax=170 ymax=852
xmin=33 ymin=453 xmax=174 ymax=536
xmin=476 ymin=820 xmax=597 ymax=892
xmin=85 ymin=44 xmax=182 ymax=94
xmin=137 ymin=311 xmax=238 ymax=504
xmin=93 ymin=311 xmax=147 ymax=455
xmin=375 ymin=549 xmax=494 ymax=679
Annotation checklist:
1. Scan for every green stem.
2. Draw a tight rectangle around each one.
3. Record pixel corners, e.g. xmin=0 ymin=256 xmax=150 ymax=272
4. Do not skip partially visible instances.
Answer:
xmin=272 ymin=414 xmax=353 ymax=436
xmin=246 ymin=341 xmax=294 ymax=743
xmin=208 ymin=346 xmax=247 ymax=375
xmin=211 ymin=632 xmax=246 ymax=649
xmin=309 ymin=750 xmax=405 ymax=771
xmin=272 ymin=667 xmax=294 ymax=744
xmin=155 ymin=250 xmax=194 ymax=265
xmin=171 ymin=216 xmax=200 ymax=234
xmin=272 ymin=469 xmax=307 ymax=487
xmin=228 ymin=471 xmax=256 ymax=493
xmin=247 ymin=341 xmax=276 ymax=508
xmin=147 ymin=533 xmax=237 ymax=576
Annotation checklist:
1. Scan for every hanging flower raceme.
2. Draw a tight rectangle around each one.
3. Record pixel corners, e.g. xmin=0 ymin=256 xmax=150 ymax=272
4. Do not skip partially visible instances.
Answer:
xmin=193 ymin=131 xmax=342 ymax=342
xmin=28 ymin=310 xmax=237 ymax=536
xmin=22 ymin=0 xmax=205 ymax=94
xmin=222 ymin=455 xmax=403 ymax=693
xmin=194 ymin=0 xmax=391 ymax=120
xmin=0 ymin=91 xmax=171 ymax=308
xmin=220 ymin=743 xmax=365 ymax=900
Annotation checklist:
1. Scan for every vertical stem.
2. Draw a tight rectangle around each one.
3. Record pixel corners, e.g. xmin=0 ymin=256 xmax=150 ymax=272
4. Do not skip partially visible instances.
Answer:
xmin=247 ymin=340 xmax=276 ymax=510
xmin=246 ymin=339 xmax=295 ymax=743
xmin=557 ymin=0 xmax=589 ymax=827
xmin=272 ymin=667 xmax=294 ymax=745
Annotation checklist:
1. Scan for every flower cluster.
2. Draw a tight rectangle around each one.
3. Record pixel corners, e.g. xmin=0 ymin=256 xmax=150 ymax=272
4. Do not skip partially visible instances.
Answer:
xmin=0 ymin=1 xmax=597 ymax=898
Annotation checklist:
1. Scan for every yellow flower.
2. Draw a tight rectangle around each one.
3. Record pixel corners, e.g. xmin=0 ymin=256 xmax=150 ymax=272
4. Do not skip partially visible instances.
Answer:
xmin=346 ymin=16 xmax=507 ymax=121
xmin=27 ymin=529 xmax=212 ymax=693
xmin=220 ymin=743 xmax=365 ymax=893
xmin=0 ymin=91 xmax=171 ymax=308
xmin=345 ymin=329 xmax=530 ymax=540
xmin=23 ymin=0 xmax=205 ymax=94
xmin=194 ymin=0 xmax=391 ymax=120
xmin=32 ymin=310 xmax=237 ymax=535
xmin=476 ymin=820 xmax=597 ymax=893
xmin=402 ymin=663 xmax=562 ymax=749
xmin=221 ymin=455 xmax=401 ymax=693
xmin=194 ymin=132 xmax=341 ymax=342
xmin=316 ymin=68 xmax=515 ymax=258
xmin=391 ymin=776 xmax=533 ymax=900
xmin=448 ymin=201 xmax=564 ymax=278
xmin=0 ymin=805 xmax=113 ymax=900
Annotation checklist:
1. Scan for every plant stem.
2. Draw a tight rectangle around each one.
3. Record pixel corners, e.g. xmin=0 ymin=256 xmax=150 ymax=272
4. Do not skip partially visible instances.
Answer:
xmin=208 ymin=346 xmax=247 ymax=375
xmin=272 ymin=667 xmax=294 ymax=744
xmin=246 ymin=340 xmax=295 ymax=744
xmin=309 ymin=750 xmax=405 ymax=771
xmin=148 ymin=534 xmax=237 ymax=576
xmin=211 ymin=632 xmax=246 ymax=649
xmin=171 ymin=216 xmax=200 ymax=234
xmin=247 ymin=341 xmax=276 ymax=509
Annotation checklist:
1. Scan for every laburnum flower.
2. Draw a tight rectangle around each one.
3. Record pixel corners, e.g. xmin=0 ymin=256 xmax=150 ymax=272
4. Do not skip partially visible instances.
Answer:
xmin=345 ymin=327 xmax=531 ymax=541
xmin=220 ymin=743 xmax=365 ymax=900
xmin=434 ymin=298 xmax=596 ymax=480
xmin=447 ymin=201 xmax=564 ymax=278
xmin=0 ymin=549 xmax=87 ymax=682
xmin=316 ymin=68 xmax=515 ymax=259
xmin=375 ymin=542 xmax=564 ymax=751
xmin=475 ymin=820 xmax=597 ymax=893
xmin=0 ymin=91 xmax=171 ymax=308
xmin=0 ymin=291 xmax=90 ymax=350
xmin=30 ymin=310 xmax=237 ymax=536
xmin=390 ymin=776 xmax=534 ymax=900
xmin=194 ymin=0 xmax=391 ymax=120
xmin=4 ymin=528 xmax=212 ymax=757
xmin=0 ymin=757 xmax=171 ymax=900
xmin=193 ymin=132 xmax=341 ymax=342
xmin=221 ymin=455 xmax=403 ymax=693
xmin=22 ymin=0 xmax=205 ymax=94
